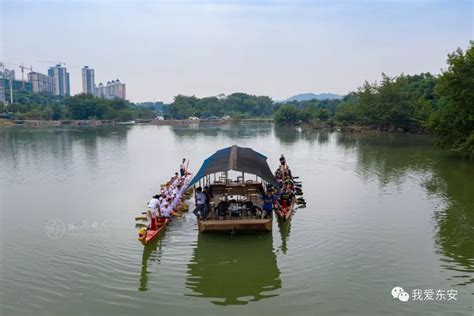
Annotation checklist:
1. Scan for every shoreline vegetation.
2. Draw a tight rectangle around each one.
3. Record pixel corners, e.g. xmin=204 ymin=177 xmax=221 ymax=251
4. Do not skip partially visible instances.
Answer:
xmin=1 ymin=42 xmax=472 ymax=158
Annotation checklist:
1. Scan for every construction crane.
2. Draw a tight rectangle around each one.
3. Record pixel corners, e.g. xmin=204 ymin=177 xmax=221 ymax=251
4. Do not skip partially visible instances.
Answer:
xmin=19 ymin=64 xmax=33 ymax=89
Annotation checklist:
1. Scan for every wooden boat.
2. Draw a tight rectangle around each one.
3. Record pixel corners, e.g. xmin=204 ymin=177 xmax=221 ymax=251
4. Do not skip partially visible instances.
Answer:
xmin=138 ymin=217 xmax=170 ymax=245
xmin=187 ymin=145 xmax=280 ymax=233
xmin=274 ymin=155 xmax=302 ymax=222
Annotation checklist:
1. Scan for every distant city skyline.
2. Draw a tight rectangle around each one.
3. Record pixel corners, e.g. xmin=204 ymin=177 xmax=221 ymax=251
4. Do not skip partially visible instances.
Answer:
xmin=2 ymin=0 xmax=473 ymax=103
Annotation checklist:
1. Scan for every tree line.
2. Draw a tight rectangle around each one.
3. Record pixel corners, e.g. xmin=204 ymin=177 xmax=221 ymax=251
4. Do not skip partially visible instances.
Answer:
xmin=163 ymin=93 xmax=274 ymax=119
xmin=0 ymin=93 xmax=156 ymax=121
xmin=273 ymin=41 xmax=473 ymax=157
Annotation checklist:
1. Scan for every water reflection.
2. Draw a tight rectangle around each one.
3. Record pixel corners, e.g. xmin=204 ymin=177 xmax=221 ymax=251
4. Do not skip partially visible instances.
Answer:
xmin=185 ymin=233 xmax=281 ymax=305
xmin=300 ymin=128 xmax=330 ymax=145
xmin=139 ymin=238 xmax=164 ymax=292
xmin=277 ymin=218 xmax=292 ymax=255
xmin=0 ymin=126 xmax=128 ymax=179
xmin=273 ymin=125 xmax=299 ymax=144
xmin=344 ymin=132 xmax=474 ymax=284
xmin=428 ymin=160 xmax=474 ymax=285
xmin=273 ymin=125 xmax=332 ymax=145
xmin=171 ymin=122 xmax=272 ymax=141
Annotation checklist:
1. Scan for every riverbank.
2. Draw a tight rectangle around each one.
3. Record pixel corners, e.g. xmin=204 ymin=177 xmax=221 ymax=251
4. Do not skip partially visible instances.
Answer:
xmin=0 ymin=117 xmax=428 ymax=135
xmin=282 ymin=120 xmax=432 ymax=134
xmin=0 ymin=119 xmax=154 ymax=127
xmin=2 ymin=117 xmax=431 ymax=135
xmin=152 ymin=118 xmax=273 ymax=125
xmin=0 ymin=118 xmax=274 ymax=128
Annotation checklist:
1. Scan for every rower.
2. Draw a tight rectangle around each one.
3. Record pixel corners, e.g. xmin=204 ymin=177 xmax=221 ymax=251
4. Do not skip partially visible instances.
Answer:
xmin=276 ymin=154 xmax=292 ymax=180
xmin=279 ymin=185 xmax=295 ymax=209
xmin=146 ymin=195 xmax=161 ymax=230
xmin=171 ymin=172 xmax=179 ymax=182
xmin=162 ymin=200 xmax=173 ymax=218
xmin=180 ymin=158 xmax=186 ymax=177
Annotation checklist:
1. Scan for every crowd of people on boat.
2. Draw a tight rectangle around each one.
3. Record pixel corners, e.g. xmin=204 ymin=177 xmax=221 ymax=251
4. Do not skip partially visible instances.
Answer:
xmin=145 ymin=159 xmax=191 ymax=229
xmin=261 ymin=154 xmax=296 ymax=218
xmin=191 ymin=154 xmax=297 ymax=221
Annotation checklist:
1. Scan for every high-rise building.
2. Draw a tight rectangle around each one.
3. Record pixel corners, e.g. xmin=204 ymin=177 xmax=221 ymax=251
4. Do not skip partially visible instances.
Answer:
xmin=0 ymin=74 xmax=4 ymax=104
xmin=48 ymin=64 xmax=70 ymax=96
xmin=94 ymin=82 xmax=106 ymax=99
xmin=28 ymin=72 xmax=55 ymax=94
xmin=0 ymin=67 xmax=14 ymax=104
xmin=106 ymin=79 xmax=126 ymax=100
xmin=82 ymin=66 xmax=95 ymax=95
xmin=94 ymin=79 xmax=126 ymax=100
xmin=1 ymin=68 xmax=15 ymax=81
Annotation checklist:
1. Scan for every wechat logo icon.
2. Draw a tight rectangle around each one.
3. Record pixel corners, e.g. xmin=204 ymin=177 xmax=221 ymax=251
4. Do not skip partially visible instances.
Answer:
xmin=392 ymin=286 xmax=409 ymax=302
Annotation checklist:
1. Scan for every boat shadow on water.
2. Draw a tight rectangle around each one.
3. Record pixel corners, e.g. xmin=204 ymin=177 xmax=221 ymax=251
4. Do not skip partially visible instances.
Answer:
xmin=277 ymin=215 xmax=293 ymax=255
xmin=138 ymin=233 xmax=166 ymax=292
xmin=185 ymin=232 xmax=281 ymax=305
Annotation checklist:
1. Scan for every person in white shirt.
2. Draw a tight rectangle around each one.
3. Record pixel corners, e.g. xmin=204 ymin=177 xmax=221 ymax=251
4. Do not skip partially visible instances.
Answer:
xmin=146 ymin=195 xmax=161 ymax=229
xmin=162 ymin=200 xmax=173 ymax=218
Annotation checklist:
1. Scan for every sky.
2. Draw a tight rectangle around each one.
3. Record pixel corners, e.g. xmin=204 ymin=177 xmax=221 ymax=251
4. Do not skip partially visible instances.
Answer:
xmin=1 ymin=0 xmax=473 ymax=103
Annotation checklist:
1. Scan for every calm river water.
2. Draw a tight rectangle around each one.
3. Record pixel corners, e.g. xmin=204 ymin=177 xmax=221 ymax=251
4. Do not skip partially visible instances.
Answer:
xmin=0 ymin=123 xmax=473 ymax=315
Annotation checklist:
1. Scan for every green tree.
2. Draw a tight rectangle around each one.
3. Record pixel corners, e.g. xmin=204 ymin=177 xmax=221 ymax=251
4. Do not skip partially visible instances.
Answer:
xmin=273 ymin=104 xmax=299 ymax=124
xmin=336 ymin=93 xmax=360 ymax=123
xmin=433 ymin=41 xmax=474 ymax=157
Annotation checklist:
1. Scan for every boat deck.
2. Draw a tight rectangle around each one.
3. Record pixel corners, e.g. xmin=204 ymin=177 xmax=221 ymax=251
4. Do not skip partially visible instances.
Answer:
xmin=198 ymin=219 xmax=272 ymax=232
xmin=197 ymin=181 xmax=271 ymax=232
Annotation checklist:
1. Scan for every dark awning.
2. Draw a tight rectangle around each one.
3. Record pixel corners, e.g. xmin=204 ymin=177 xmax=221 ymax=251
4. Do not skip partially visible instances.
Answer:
xmin=188 ymin=145 xmax=279 ymax=188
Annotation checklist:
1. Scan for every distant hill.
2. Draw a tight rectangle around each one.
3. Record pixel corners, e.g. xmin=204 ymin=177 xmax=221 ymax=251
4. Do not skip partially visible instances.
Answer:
xmin=283 ymin=93 xmax=342 ymax=102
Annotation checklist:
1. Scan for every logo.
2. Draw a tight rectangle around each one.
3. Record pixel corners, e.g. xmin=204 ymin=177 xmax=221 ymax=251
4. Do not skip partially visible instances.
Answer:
xmin=391 ymin=286 xmax=458 ymax=302
xmin=392 ymin=286 xmax=410 ymax=302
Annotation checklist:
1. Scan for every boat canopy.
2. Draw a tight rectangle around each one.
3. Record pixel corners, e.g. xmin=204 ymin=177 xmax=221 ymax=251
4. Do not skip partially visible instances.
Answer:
xmin=188 ymin=145 xmax=279 ymax=188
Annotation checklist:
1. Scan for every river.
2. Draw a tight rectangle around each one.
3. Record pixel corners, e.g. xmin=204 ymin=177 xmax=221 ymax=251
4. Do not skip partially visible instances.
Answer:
xmin=0 ymin=123 xmax=473 ymax=315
